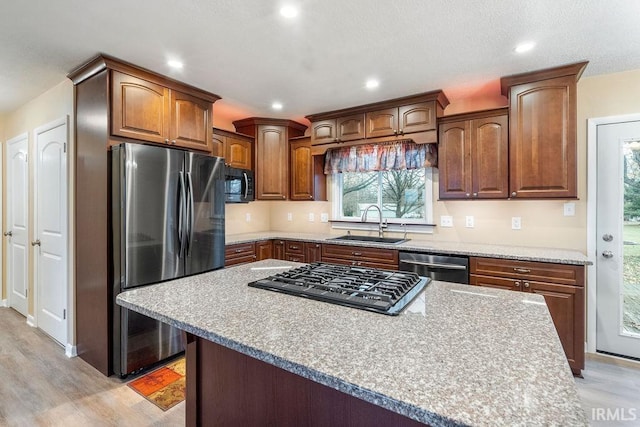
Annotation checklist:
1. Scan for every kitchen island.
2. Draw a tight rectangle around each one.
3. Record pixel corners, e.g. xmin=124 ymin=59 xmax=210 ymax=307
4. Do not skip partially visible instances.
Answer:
xmin=116 ymin=259 xmax=587 ymax=426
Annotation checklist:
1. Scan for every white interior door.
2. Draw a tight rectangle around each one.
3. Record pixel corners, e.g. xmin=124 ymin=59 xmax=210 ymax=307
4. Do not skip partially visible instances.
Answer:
xmin=6 ymin=133 xmax=29 ymax=317
xmin=596 ymin=119 xmax=640 ymax=359
xmin=34 ymin=118 xmax=68 ymax=345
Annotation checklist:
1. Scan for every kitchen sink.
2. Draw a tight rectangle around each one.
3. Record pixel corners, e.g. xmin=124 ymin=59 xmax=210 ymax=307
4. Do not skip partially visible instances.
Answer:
xmin=329 ymin=235 xmax=409 ymax=244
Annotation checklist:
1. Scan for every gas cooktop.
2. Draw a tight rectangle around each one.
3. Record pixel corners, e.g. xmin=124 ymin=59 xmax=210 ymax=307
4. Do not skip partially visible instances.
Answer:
xmin=248 ymin=262 xmax=430 ymax=315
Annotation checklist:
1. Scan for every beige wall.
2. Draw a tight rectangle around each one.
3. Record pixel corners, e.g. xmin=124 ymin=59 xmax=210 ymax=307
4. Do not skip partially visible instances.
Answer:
xmin=2 ymin=79 xmax=74 ymax=317
xmin=0 ymin=113 xmax=4 ymax=301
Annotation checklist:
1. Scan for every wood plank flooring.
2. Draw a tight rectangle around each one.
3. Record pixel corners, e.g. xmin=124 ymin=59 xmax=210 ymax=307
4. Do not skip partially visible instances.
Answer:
xmin=1 ymin=306 xmax=639 ymax=426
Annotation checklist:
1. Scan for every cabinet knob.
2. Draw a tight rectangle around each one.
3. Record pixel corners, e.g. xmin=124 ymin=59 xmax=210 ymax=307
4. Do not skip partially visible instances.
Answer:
xmin=399 ymin=129 xmax=404 ymax=135
xmin=511 ymin=192 xmax=517 ymax=197
xmin=171 ymin=140 xmax=177 ymax=145
xmin=473 ymin=192 xmax=478 ymax=197
xmin=524 ymin=282 xmax=530 ymax=288
xmin=466 ymin=193 xmax=470 ymax=197
xmin=165 ymin=139 xmax=170 ymax=144
xmin=514 ymin=281 xmax=521 ymax=287
xmin=393 ymin=129 xmax=398 ymax=135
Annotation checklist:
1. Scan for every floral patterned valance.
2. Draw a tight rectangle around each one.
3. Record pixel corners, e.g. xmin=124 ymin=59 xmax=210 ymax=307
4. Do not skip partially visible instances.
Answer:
xmin=324 ymin=141 xmax=437 ymax=174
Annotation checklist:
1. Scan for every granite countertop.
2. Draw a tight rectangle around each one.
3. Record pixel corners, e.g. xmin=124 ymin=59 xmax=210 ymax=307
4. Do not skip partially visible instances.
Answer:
xmin=117 ymin=259 xmax=587 ymax=427
xmin=224 ymin=232 xmax=591 ymax=265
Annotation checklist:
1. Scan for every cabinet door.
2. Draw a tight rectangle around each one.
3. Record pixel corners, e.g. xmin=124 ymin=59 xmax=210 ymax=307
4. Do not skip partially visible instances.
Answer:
xmin=111 ymin=71 xmax=169 ymax=144
xmin=169 ymin=90 xmax=212 ymax=152
xmin=508 ymin=75 xmax=577 ymax=198
xmin=337 ymin=114 xmax=365 ymax=142
xmin=529 ymin=281 xmax=584 ymax=373
xmin=226 ymin=136 xmax=252 ymax=170
xmin=438 ymin=121 xmax=472 ymax=199
xmin=273 ymin=240 xmax=286 ymax=260
xmin=212 ymin=133 xmax=225 ymax=158
xmin=256 ymin=125 xmax=288 ymax=199
xmin=225 ymin=243 xmax=256 ymax=266
xmin=472 ymin=115 xmax=509 ymax=198
xmin=255 ymin=241 xmax=273 ymax=260
xmin=399 ymin=102 xmax=436 ymax=134
xmin=304 ymin=242 xmax=322 ymax=263
xmin=290 ymin=140 xmax=314 ymax=200
xmin=365 ymin=108 xmax=398 ymax=138
xmin=310 ymin=120 xmax=337 ymax=145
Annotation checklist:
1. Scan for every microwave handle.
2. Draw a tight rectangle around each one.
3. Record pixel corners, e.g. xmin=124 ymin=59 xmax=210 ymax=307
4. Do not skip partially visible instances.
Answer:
xmin=243 ymin=172 xmax=249 ymax=199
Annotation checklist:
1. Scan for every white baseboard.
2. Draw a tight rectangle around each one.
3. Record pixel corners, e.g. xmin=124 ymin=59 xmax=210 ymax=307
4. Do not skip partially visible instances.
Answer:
xmin=26 ymin=315 xmax=36 ymax=327
xmin=65 ymin=344 xmax=77 ymax=358
xmin=0 ymin=299 xmax=7 ymax=307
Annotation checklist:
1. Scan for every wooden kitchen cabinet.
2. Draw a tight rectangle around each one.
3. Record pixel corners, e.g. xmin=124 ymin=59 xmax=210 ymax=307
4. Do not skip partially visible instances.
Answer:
xmin=273 ymin=240 xmax=286 ymax=260
xmin=255 ymin=240 xmax=273 ymax=260
xmin=225 ymin=242 xmax=256 ymax=266
xmin=309 ymin=115 xmax=365 ymax=145
xmin=290 ymin=136 xmax=326 ymax=201
xmin=366 ymin=102 xmax=437 ymax=138
xmin=111 ymin=70 xmax=215 ymax=152
xmin=285 ymin=241 xmax=305 ymax=263
xmin=233 ymin=118 xmax=307 ymax=200
xmin=438 ymin=109 xmax=508 ymax=199
xmin=304 ymin=242 xmax=322 ymax=262
xmin=213 ymin=128 xmax=254 ymax=169
xmin=469 ymin=257 xmax=585 ymax=375
xmin=322 ymin=244 xmax=398 ymax=269
xmin=500 ymin=62 xmax=587 ymax=199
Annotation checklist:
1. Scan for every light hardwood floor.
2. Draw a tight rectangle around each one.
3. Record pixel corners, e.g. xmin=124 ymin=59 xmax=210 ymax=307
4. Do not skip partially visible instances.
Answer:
xmin=1 ymin=306 xmax=640 ymax=426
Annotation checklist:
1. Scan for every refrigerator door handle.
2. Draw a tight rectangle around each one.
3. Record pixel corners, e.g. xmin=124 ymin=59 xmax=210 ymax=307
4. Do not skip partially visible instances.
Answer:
xmin=178 ymin=171 xmax=186 ymax=258
xmin=186 ymin=172 xmax=195 ymax=256
xmin=243 ymin=171 xmax=249 ymax=199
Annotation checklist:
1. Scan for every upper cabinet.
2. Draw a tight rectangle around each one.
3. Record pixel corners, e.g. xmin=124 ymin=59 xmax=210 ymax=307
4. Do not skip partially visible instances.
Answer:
xmin=289 ymin=136 xmax=326 ymax=201
xmin=212 ymin=128 xmax=254 ymax=170
xmin=233 ymin=118 xmax=307 ymax=200
xmin=307 ymin=91 xmax=449 ymax=154
xmin=439 ymin=109 xmax=509 ymax=199
xmin=111 ymin=69 xmax=217 ymax=153
xmin=500 ymin=62 xmax=588 ymax=199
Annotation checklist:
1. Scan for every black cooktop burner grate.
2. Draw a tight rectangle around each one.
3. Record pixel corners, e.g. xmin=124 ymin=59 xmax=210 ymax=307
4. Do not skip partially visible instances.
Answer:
xmin=248 ymin=262 xmax=430 ymax=315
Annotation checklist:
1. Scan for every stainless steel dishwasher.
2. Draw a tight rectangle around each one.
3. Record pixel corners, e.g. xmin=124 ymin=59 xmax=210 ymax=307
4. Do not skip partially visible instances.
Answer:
xmin=399 ymin=252 xmax=469 ymax=284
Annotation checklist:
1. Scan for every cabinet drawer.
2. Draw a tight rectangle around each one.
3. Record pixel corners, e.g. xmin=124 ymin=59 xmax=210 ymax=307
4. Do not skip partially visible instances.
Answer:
xmin=225 ymin=243 xmax=256 ymax=266
xmin=321 ymin=244 xmax=398 ymax=266
xmin=470 ymin=274 xmax=520 ymax=292
xmin=470 ymin=257 xmax=583 ymax=286
xmin=285 ymin=241 xmax=304 ymax=255
xmin=285 ymin=254 xmax=305 ymax=263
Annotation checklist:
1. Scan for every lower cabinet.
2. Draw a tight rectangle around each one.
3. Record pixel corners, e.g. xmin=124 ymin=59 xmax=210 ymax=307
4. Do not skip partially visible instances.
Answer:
xmin=470 ymin=257 xmax=585 ymax=375
xmin=225 ymin=242 xmax=256 ymax=266
xmin=321 ymin=244 xmax=398 ymax=269
xmin=255 ymin=240 xmax=273 ymax=261
xmin=285 ymin=241 xmax=305 ymax=262
xmin=273 ymin=240 xmax=286 ymax=260
xmin=305 ymin=242 xmax=322 ymax=263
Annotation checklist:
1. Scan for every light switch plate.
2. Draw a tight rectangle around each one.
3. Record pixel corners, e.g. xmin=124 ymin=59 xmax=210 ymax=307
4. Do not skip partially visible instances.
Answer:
xmin=308 ymin=213 xmax=315 ymax=222
xmin=465 ymin=216 xmax=474 ymax=228
xmin=440 ymin=215 xmax=453 ymax=227
xmin=287 ymin=212 xmax=293 ymax=221
xmin=563 ymin=202 xmax=575 ymax=216
xmin=320 ymin=213 xmax=329 ymax=223
xmin=245 ymin=213 xmax=251 ymax=222
xmin=512 ymin=217 xmax=521 ymax=230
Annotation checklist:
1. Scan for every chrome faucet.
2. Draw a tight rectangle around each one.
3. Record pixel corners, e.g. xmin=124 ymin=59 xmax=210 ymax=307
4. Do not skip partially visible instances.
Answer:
xmin=361 ymin=204 xmax=387 ymax=238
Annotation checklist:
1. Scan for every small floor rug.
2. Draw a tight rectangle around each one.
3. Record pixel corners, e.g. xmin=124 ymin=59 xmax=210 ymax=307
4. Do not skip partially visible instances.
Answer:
xmin=128 ymin=357 xmax=186 ymax=410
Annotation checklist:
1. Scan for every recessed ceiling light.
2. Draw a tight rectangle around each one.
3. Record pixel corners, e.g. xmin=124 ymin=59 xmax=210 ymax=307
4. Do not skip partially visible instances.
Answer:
xmin=514 ymin=42 xmax=535 ymax=54
xmin=280 ymin=5 xmax=298 ymax=18
xmin=365 ymin=79 xmax=380 ymax=90
xmin=167 ymin=60 xmax=183 ymax=69
xmin=272 ymin=102 xmax=283 ymax=110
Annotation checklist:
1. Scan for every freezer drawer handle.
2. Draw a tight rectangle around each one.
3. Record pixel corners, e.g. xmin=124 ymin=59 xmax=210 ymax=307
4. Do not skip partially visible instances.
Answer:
xmin=400 ymin=259 xmax=467 ymax=270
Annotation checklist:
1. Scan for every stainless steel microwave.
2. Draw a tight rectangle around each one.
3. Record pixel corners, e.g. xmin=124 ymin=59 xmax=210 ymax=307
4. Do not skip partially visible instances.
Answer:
xmin=225 ymin=166 xmax=254 ymax=203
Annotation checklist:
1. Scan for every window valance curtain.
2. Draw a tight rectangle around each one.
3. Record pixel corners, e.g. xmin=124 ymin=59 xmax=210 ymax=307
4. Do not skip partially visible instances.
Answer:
xmin=323 ymin=141 xmax=437 ymax=174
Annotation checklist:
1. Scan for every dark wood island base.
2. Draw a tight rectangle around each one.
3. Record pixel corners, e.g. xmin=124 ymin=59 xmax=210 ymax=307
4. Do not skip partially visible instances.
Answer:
xmin=185 ymin=333 xmax=426 ymax=427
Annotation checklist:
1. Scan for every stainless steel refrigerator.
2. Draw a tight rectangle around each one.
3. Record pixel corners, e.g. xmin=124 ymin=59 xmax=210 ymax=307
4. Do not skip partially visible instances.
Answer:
xmin=111 ymin=143 xmax=225 ymax=377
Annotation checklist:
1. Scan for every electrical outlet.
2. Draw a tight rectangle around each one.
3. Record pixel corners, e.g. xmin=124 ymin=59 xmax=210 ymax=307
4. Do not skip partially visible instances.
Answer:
xmin=465 ymin=216 xmax=474 ymax=228
xmin=512 ymin=217 xmax=521 ymax=230
xmin=287 ymin=212 xmax=293 ymax=221
xmin=563 ymin=202 xmax=575 ymax=216
xmin=320 ymin=213 xmax=329 ymax=223
xmin=440 ymin=215 xmax=453 ymax=228
xmin=308 ymin=213 xmax=315 ymax=222
xmin=245 ymin=213 xmax=251 ymax=222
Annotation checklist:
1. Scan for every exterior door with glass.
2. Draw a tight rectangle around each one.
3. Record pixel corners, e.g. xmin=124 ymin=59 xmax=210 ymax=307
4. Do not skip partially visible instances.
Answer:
xmin=596 ymin=119 xmax=640 ymax=359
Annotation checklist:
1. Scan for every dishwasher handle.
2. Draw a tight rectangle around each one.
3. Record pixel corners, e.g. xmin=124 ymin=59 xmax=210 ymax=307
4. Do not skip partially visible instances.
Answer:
xmin=400 ymin=259 xmax=468 ymax=270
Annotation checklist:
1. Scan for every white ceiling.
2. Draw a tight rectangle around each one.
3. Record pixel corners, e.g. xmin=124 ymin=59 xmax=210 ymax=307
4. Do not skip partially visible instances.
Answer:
xmin=2 ymin=0 xmax=640 ymax=123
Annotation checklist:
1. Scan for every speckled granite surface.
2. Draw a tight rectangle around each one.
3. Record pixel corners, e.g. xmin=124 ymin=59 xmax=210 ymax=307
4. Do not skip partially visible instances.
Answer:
xmin=226 ymin=231 xmax=591 ymax=265
xmin=117 ymin=259 xmax=587 ymax=426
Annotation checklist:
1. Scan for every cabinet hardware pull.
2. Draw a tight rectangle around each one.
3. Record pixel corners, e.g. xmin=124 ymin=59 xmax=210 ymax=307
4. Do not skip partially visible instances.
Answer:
xmin=290 ymin=245 xmax=299 ymax=249
xmin=352 ymin=252 xmax=362 ymax=256
xmin=513 ymin=268 xmax=531 ymax=273
xmin=466 ymin=193 xmax=470 ymax=197
xmin=171 ymin=140 xmax=177 ymax=145
xmin=524 ymin=282 xmax=530 ymax=288
xmin=235 ymin=249 xmax=243 ymax=253
xmin=514 ymin=281 xmax=521 ymax=287
xmin=473 ymin=192 xmax=478 ymax=197
xmin=165 ymin=139 xmax=170 ymax=144
xmin=511 ymin=192 xmax=517 ymax=197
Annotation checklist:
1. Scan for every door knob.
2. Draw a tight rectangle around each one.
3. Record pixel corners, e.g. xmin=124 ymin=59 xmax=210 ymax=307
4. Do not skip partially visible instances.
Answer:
xmin=602 ymin=250 xmax=614 ymax=258
xmin=602 ymin=234 xmax=613 ymax=242
xmin=31 ymin=239 xmax=41 ymax=247
xmin=3 ymin=231 xmax=12 ymax=237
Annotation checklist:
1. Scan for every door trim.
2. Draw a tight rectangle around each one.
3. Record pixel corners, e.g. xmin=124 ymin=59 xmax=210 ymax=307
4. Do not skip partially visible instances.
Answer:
xmin=587 ymin=113 xmax=640 ymax=354
xmin=32 ymin=116 xmax=69 ymax=346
